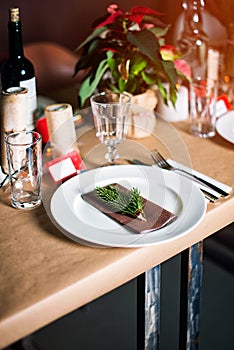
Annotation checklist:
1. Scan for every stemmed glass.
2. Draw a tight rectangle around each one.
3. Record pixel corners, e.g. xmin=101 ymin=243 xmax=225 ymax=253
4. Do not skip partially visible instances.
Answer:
xmin=90 ymin=92 xmax=131 ymax=165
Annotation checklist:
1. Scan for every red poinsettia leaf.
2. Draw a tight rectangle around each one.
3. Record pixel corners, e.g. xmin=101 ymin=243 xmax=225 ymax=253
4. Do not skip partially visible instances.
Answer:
xmin=125 ymin=13 xmax=144 ymax=25
xmin=130 ymin=6 xmax=163 ymax=16
xmin=174 ymin=59 xmax=192 ymax=80
xmin=95 ymin=11 xmax=123 ymax=29
xmin=103 ymin=47 xmax=118 ymax=53
xmin=161 ymin=44 xmax=177 ymax=51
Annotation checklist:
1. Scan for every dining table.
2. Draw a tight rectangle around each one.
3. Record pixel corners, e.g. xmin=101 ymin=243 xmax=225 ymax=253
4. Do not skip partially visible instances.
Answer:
xmin=0 ymin=105 xmax=233 ymax=350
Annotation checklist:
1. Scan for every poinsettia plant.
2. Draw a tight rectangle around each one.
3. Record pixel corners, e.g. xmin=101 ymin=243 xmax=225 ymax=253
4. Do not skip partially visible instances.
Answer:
xmin=74 ymin=4 xmax=190 ymax=107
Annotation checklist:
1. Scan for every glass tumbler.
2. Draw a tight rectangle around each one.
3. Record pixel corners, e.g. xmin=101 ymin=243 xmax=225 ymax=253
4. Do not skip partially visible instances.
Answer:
xmin=4 ymin=131 xmax=42 ymax=209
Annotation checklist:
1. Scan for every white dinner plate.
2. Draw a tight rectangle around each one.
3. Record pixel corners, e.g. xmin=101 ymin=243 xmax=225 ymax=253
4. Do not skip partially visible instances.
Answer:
xmin=50 ymin=165 xmax=206 ymax=247
xmin=216 ymin=110 xmax=234 ymax=144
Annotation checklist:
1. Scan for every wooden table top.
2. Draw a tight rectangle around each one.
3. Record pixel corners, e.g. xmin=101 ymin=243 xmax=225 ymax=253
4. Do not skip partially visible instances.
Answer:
xmin=0 ymin=113 xmax=233 ymax=349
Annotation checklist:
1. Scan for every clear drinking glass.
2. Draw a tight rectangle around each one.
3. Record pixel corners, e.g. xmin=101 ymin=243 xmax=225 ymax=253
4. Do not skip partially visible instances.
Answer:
xmin=4 ymin=131 xmax=42 ymax=209
xmin=90 ymin=92 xmax=131 ymax=164
xmin=190 ymin=78 xmax=218 ymax=138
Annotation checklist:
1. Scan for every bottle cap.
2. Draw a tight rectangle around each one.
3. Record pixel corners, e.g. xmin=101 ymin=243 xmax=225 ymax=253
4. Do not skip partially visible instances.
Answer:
xmin=2 ymin=87 xmax=27 ymax=96
xmin=9 ymin=8 xmax=20 ymax=22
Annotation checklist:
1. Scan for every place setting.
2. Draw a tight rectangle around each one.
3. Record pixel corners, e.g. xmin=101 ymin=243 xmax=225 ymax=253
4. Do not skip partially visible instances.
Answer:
xmin=49 ymin=152 xmax=231 ymax=248
xmin=47 ymin=91 xmax=232 ymax=248
xmin=0 ymin=87 xmax=232 ymax=249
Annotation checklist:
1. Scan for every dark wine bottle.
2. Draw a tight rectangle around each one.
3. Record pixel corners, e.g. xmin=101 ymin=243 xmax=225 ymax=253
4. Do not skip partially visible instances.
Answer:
xmin=1 ymin=7 xmax=37 ymax=130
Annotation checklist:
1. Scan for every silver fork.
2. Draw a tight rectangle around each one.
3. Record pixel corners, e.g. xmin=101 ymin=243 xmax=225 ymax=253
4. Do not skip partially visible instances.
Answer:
xmin=151 ymin=150 xmax=229 ymax=198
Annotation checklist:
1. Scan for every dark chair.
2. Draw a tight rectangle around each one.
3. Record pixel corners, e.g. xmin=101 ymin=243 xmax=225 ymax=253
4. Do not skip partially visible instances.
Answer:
xmin=24 ymin=41 xmax=87 ymax=95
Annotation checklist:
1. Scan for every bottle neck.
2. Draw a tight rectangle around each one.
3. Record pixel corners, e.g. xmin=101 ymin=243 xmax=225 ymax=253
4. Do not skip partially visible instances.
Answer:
xmin=8 ymin=20 xmax=24 ymax=59
xmin=182 ymin=0 xmax=207 ymax=41
xmin=177 ymin=0 xmax=208 ymax=79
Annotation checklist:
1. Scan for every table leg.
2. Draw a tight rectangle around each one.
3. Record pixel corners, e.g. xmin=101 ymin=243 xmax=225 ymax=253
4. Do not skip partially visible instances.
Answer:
xmin=138 ymin=242 xmax=203 ymax=350
xmin=179 ymin=241 xmax=203 ymax=350
xmin=137 ymin=265 xmax=161 ymax=350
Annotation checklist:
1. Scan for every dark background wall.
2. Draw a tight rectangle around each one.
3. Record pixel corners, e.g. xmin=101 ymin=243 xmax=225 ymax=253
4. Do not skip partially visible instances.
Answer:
xmin=0 ymin=0 xmax=227 ymax=59
xmin=0 ymin=0 xmax=226 ymax=98
xmin=0 ymin=0 xmax=182 ymax=58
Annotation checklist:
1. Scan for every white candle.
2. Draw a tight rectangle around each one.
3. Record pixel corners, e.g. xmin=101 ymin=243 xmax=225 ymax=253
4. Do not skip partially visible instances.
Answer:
xmin=207 ymin=49 xmax=220 ymax=81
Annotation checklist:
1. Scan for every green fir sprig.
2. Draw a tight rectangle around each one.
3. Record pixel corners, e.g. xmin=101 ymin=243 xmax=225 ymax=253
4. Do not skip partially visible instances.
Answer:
xmin=95 ymin=185 xmax=146 ymax=221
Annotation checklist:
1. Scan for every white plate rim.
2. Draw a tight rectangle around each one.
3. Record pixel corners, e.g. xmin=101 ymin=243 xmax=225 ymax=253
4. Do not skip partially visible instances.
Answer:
xmin=216 ymin=110 xmax=234 ymax=144
xmin=50 ymin=165 xmax=207 ymax=248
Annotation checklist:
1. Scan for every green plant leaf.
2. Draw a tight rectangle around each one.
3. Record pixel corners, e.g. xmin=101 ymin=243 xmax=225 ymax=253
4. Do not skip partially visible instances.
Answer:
xmin=141 ymin=71 xmax=157 ymax=85
xmin=118 ymin=74 xmax=138 ymax=93
xmin=107 ymin=54 xmax=122 ymax=82
xmin=74 ymin=40 xmax=107 ymax=76
xmin=169 ymin=85 xmax=178 ymax=106
xmin=161 ymin=60 xmax=178 ymax=86
xmin=75 ymin=26 xmax=108 ymax=52
xmin=107 ymin=57 xmax=116 ymax=72
xmin=107 ymin=83 xmax=120 ymax=93
xmin=149 ymin=25 xmax=170 ymax=38
xmin=157 ymin=79 xmax=168 ymax=105
xmin=87 ymin=38 xmax=101 ymax=54
xmin=130 ymin=54 xmax=147 ymax=75
xmin=157 ymin=78 xmax=178 ymax=107
xmin=79 ymin=59 xmax=109 ymax=106
xmin=118 ymin=77 xmax=127 ymax=92
xmin=74 ymin=55 xmax=91 ymax=73
xmin=127 ymin=29 xmax=161 ymax=63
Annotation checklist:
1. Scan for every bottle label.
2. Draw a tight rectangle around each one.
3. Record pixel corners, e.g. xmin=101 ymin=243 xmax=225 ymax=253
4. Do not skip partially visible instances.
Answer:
xmin=20 ymin=77 xmax=37 ymax=130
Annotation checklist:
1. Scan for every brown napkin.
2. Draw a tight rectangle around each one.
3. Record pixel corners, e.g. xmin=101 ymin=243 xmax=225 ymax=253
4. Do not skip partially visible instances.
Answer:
xmin=82 ymin=184 xmax=177 ymax=234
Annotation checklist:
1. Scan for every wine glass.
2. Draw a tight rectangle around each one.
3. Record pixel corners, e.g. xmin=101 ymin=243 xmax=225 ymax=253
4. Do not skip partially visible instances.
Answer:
xmin=90 ymin=92 xmax=131 ymax=165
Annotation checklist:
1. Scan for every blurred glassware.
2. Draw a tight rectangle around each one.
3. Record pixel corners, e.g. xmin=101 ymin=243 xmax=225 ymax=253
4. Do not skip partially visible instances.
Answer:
xmin=190 ymin=78 xmax=217 ymax=138
xmin=172 ymin=5 xmax=227 ymax=50
xmin=219 ymin=23 xmax=234 ymax=108
xmin=176 ymin=0 xmax=209 ymax=80
xmin=205 ymin=1 xmax=234 ymax=107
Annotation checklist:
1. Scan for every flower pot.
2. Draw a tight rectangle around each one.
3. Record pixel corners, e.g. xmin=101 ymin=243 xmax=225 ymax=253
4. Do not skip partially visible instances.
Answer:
xmin=127 ymin=89 xmax=158 ymax=139
xmin=155 ymin=84 xmax=188 ymax=122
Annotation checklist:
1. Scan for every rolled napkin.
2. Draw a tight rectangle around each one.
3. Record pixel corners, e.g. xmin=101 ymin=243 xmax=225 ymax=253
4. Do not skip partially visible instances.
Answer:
xmin=82 ymin=183 xmax=177 ymax=234
xmin=167 ymin=159 xmax=232 ymax=199
xmin=45 ymin=103 xmax=77 ymax=157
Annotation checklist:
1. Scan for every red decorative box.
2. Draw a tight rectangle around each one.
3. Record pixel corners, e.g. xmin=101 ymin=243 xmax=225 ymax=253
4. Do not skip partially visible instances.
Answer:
xmin=46 ymin=150 xmax=86 ymax=184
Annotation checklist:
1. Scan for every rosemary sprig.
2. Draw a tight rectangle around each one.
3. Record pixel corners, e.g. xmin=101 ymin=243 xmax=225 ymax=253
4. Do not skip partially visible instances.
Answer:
xmin=95 ymin=185 xmax=146 ymax=221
